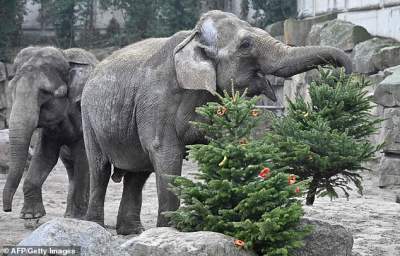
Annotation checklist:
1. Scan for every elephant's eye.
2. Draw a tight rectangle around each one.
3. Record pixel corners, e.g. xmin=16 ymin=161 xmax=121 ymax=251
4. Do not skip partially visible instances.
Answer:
xmin=239 ymin=39 xmax=251 ymax=50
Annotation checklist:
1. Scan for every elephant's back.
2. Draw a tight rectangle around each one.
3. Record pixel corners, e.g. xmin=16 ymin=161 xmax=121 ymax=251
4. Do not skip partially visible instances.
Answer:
xmin=96 ymin=37 xmax=168 ymax=71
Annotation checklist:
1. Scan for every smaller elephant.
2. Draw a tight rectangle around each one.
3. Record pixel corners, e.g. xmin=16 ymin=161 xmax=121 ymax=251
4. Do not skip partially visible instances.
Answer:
xmin=2 ymin=47 xmax=98 ymax=220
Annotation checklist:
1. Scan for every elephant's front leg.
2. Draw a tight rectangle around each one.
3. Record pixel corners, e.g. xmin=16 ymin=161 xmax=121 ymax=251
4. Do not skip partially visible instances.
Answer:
xmin=61 ymin=140 xmax=90 ymax=219
xmin=150 ymin=141 xmax=184 ymax=227
xmin=21 ymin=135 xmax=60 ymax=219
xmin=116 ymin=170 xmax=151 ymax=235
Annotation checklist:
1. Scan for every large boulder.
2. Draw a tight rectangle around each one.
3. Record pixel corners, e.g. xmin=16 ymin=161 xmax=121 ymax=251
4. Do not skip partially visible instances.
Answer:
xmin=374 ymin=65 xmax=400 ymax=107
xmin=378 ymin=155 xmax=400 ymax=187
xmin=265 ymin=20 xmax=284 ymax=37
xmin=306 ymin=20 xmax=371 ymax=51
xmin=293 ymin=218 xmax=353 ymax=256
xmin=17 ymin=218 xmax=121 ymax=256
xmin=373 ymin=45 xmax=400 ymax=72
xmin=284 ymin=14 xmax=337 ymax=46
xmin=0 ymin=62 xmax=8 ymax=129
xmin=121 ymin=227 xmax=256 ymax=256
xmin=0 ymin=129 xmax=34 ymax=174
xmin=0 ymin=129 xmax=9 ymax=173
xmin=123 ymin=219 xmax=352 ymax=256
xmin=379 ymin=108 xmax=400 ymax=154
xmin=265 ymin=21 xmax=284 ymax=41
xmin=352 ymin=38 xmax=400 ymax=74
xmin=305 ymin=22 xmax=328 ymax=46
xmin=282 ymin=69 xmax=320 ymax=109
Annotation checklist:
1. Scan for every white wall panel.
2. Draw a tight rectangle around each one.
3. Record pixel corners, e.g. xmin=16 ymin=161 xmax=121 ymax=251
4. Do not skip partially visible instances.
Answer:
xmin=347 ymin=0 xmax=381 ymax=10
xmin=338 ymin=6 xmax=400 ymax=41
xmin=384 ymin=0 xmax=400 ymax=6
xmin=316 ymin=0 xmax=330 ymax=14
xmin=298 ymin=0 xmax=315 ymax=17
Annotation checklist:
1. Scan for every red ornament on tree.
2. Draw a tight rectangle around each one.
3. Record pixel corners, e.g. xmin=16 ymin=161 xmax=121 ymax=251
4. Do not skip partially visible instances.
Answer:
xmin=258 ymin=167 xmax=270 ymax=179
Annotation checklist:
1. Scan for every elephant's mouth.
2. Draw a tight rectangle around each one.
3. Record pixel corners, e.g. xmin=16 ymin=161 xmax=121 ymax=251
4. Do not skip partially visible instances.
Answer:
xmin=262 ymin=78 xmax=277 ymax=102
xmin=246 ymin=71 xmax=277 ymax=102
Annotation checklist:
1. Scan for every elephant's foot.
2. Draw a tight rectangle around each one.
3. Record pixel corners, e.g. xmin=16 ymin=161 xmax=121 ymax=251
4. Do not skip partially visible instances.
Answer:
xmin=20 ymin=200 xmax=46 ymax=219
xmin=116 ymin=221 xmax=144 ymax=235
xmin=64 ymin=207 xmax=87 ymax=219
xmin=64 ymin=200 xmax=88 ymax=219
xmin=85 ymin=211 xmax=105 ymax=227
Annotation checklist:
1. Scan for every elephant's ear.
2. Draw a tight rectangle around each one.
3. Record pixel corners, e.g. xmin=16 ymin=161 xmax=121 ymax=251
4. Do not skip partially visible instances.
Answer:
xmin=173 ymin=31 xmax=217 ymax=95
xmin=63 ymin=49 xmax=98 ymax=103
xmin=67 ymin=64 xmax=93 ymax=104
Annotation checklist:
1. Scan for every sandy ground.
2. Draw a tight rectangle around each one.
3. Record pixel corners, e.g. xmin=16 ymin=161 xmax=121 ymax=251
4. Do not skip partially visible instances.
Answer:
xmin=0 ymin=160 xmax=399 ymax=256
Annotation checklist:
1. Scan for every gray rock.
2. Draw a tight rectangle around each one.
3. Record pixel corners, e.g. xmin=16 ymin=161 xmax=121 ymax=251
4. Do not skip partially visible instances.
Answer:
xmin=378 ymin=155 xmax=400 ymax=187
xmin=321 ymin=20 xmax=371 ymax=51
xmin=307 ymin=20 xmax=371 ymax=51
xmin=373 ymin=45 xmax=400 ymax=71
xmin=121 ymin=227 xmax=256 ymax=256
xmin=283 ymin=70 xmax=321 ymax=110
xmin=0 ymin=62 xmax=7 ymax=128
xmin=352 ymin=38 xmax=400 ymax=74
xmin=122 ymin=219 xmax=352 ymax=256
xmin=17 ymin=218 xmax=120 ymax=256
xmin=368 ymin=71 xmax=388 ymax=87
xmin=284 ymin=14 xmax=337 ymax=46
xmin=293 ymin=218 xmax=353 ymax=256
xmin=380 ymin=108 xmax=400 ymax=154
xmin=305 ymin=22 xmax=328 ymax=46
xmin=265 ymin=20 xmax=284 ymax=38
xmin=0 ymin=129 xmax=34 ymax=173
xmin=374 ymin=65 xmax=400 ymax=107
xmin=0 ymin=129 xmax=9 ymax=173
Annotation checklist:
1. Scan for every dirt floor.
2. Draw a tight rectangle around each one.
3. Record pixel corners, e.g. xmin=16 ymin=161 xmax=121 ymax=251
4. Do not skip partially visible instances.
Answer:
xmin=0 ymin=160 xmax=399 ymax=256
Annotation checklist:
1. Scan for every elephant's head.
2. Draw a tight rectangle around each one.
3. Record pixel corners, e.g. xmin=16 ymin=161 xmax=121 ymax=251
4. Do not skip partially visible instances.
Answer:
xmin=174 ymin=11 xmax=352 ymax=100
xmin=3 ymin=46 xmax=97 ymax=212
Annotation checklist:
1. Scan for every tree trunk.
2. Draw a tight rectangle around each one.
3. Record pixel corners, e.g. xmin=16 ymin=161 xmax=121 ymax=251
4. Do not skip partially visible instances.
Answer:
xmin=306 ymin=178 xmax=318 ymax=205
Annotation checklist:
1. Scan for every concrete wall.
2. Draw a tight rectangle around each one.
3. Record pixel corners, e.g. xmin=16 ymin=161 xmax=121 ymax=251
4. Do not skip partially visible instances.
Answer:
xmin=297 ymin=0 xmax=400 ymax=41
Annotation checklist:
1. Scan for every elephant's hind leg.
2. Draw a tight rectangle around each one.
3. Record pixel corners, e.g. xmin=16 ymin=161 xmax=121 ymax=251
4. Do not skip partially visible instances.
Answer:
xmin=84 ymin=123 xmax=111 ymax=226
xmin=21 ymin=134 xmax=60 ymax=219
xmin=116 ymin=170 xmax=151 ymax=235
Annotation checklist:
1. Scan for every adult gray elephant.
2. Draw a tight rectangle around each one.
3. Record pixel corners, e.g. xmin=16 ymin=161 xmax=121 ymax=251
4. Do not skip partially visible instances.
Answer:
xmin=2 ymin=46 xmax=98 ymax=220
xmin=82 ymin=10 xmax=352 ymax=235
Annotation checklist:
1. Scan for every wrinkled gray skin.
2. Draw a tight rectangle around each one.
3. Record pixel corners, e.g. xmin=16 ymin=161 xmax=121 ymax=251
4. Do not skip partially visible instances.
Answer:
xmin=82 ymin=10 xmax=352 ymax=235
xmin=2 ymin=46 xmax=98 ymax=220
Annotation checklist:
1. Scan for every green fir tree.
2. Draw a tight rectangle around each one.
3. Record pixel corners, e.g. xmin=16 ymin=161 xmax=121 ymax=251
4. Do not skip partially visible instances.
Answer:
xmin=266 ymin=67 xmax=382 ymax=205
xmin=166 ymin=90 xmax=310 ymax=256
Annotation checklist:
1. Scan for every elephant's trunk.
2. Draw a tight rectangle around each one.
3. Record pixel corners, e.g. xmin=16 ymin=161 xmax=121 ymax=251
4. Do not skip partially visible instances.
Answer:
xmin=3 ymin=83 xmax=38 ymax=212
xmin=257 ymin=36 xmax=352 ymax=78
